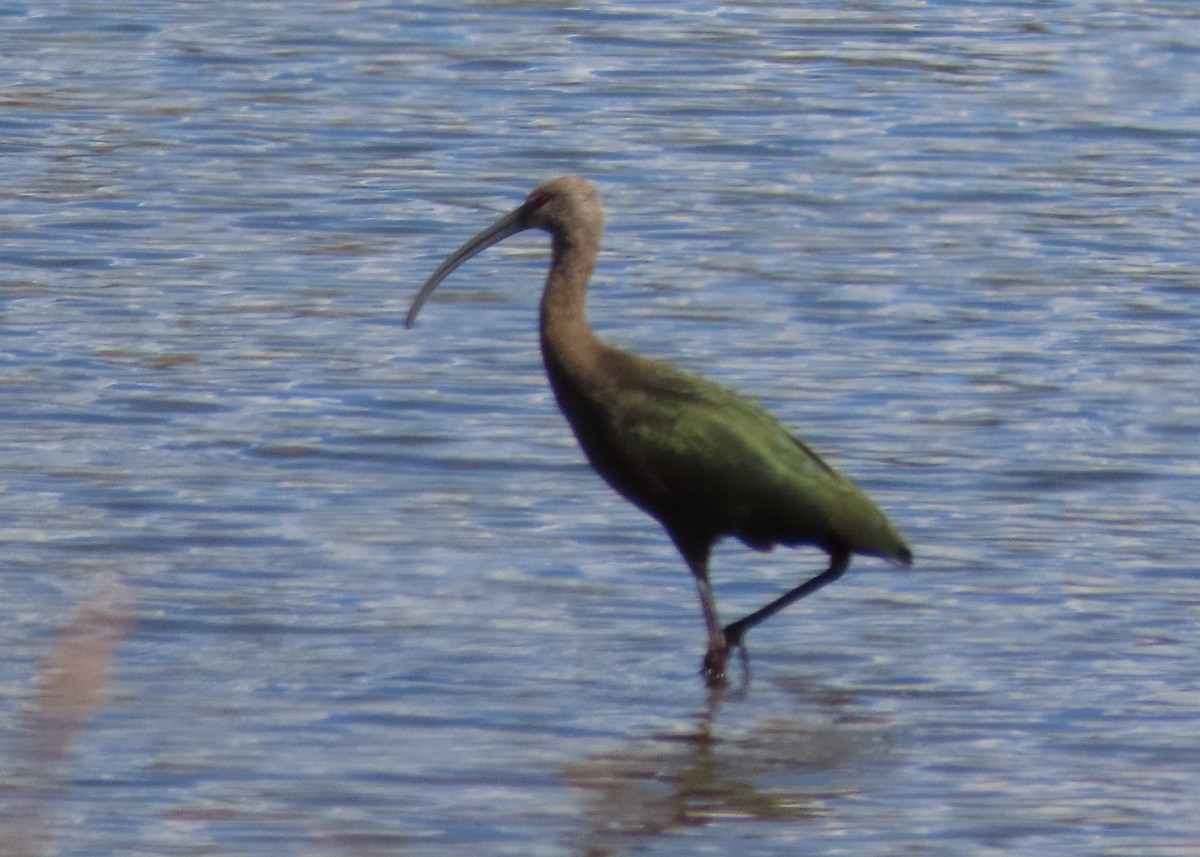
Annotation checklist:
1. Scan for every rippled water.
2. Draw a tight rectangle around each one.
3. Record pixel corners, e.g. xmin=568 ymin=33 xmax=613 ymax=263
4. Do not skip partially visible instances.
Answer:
xmin=2 ymin=2 xmax=1199 ymax=855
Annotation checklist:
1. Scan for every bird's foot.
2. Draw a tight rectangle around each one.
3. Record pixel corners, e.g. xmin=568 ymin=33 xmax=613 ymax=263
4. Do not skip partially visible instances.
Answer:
xmin=702 ymin=646 xmax=729 ymax=687
xmin=700 ymin=625 xmax=751 ymax=688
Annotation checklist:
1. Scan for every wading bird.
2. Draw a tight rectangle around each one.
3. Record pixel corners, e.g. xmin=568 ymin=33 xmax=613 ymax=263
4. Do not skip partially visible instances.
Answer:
xmin=406 ymin=176 xmax=912 ymax=685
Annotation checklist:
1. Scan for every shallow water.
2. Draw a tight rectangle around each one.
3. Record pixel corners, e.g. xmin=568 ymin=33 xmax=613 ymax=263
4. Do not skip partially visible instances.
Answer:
xmin=2 ymin=2 xmax=1199 ymax=855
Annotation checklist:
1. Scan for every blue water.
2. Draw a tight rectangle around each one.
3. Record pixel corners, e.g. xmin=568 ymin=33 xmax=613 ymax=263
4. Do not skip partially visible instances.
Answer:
xmin=2 ymin=2 xmax=1199 ymax=855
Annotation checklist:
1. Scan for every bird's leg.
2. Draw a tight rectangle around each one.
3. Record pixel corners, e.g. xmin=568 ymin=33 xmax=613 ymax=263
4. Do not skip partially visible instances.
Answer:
xmin=692 ymin=571 xmax=730 ymax=685
xmin=673 ymin=534 xmax=729 ymax=686
xmin=722 ymin=549 xmax=850 ymax=651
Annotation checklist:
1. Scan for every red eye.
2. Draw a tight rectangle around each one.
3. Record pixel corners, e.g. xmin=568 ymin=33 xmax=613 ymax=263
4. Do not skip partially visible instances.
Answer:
xmin=526 ymin=189 xmax=552 ymax=211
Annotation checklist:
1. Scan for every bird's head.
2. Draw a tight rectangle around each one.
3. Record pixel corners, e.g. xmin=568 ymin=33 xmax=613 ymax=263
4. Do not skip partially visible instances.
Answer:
xmin=406 ymin=176 xmax=604 ymax=328
xmin=518 ymin=176 xmax=604 ymax=241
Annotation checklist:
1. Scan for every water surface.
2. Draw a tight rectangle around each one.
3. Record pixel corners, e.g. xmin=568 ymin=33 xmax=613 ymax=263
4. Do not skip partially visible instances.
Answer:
xmin=2 ymin=2 xmax=1198 ymax=855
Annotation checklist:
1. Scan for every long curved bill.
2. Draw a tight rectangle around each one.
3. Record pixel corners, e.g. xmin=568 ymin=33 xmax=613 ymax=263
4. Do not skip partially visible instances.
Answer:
xmin=405 ymin=205 xmax=531 ymax=328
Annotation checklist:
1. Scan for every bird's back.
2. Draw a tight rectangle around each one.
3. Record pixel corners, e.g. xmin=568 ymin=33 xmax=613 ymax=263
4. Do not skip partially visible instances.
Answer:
xmin=547 ymin=344 xmax=912 ymax=566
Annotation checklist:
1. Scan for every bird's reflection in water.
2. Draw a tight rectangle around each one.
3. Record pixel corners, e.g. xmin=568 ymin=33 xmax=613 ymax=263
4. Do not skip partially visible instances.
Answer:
xmin=564 ymin=685 xmax=893 ymax=856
